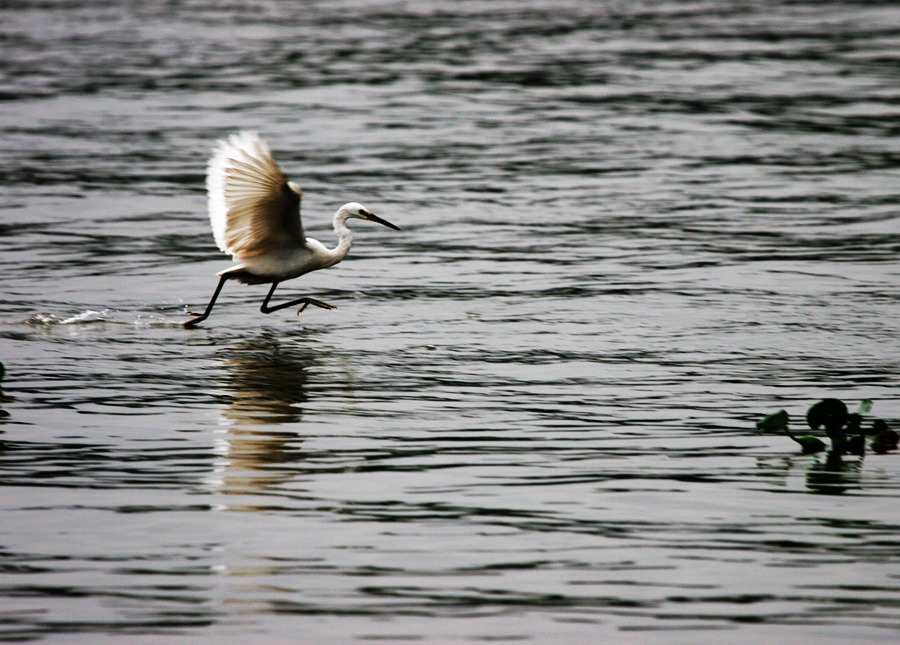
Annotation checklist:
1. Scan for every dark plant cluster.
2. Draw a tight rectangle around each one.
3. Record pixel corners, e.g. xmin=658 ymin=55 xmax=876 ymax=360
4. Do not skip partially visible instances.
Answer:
xmin=758 ymin=398 xmax=897 ymax=455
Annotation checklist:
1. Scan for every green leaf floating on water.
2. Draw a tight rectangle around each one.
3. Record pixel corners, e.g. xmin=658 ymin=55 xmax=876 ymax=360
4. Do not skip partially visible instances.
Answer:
xmin=760 ymin=398 xmax=893 ymax=456
xmin=806 ymin=398 xmax=848 ymax=431
xmin=757 ymin=409 xmax=826 ymax=454
xmin=806 ymin=398 xmax=848 ymax=440
xmin=871 ymin=420 xmax=898 ymax=454
xmin=757 ymin=409 xmax=789 ymax=433
xmin=794 ymin=435 xmax=828 ymax=454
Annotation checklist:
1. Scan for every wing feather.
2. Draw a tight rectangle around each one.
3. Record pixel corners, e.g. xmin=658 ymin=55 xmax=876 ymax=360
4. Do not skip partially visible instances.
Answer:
xmin=206 ymin=131 xmax=304 ymax=258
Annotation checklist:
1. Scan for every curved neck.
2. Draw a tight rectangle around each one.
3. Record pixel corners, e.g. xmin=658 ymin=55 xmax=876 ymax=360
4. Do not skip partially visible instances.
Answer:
xmin=328 ymin=211 xmax=353 ymax=265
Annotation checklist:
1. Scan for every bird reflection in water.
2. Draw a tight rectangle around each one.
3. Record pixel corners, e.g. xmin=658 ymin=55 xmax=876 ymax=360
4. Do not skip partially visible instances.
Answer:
xmin=211 ymin=335 xmax=321 ymax=503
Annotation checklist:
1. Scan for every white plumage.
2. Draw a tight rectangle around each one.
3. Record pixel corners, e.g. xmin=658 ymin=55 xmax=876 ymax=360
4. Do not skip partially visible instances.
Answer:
xmin=207 ymin=131 xmax=305 ymax=258
xmin=184 ymin=131 xmax=400 ymax=328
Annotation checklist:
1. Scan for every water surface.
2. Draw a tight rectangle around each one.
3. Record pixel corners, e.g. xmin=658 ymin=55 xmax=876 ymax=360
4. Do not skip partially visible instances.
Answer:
xmin=1 ymin=1 xmax=898 ymax=642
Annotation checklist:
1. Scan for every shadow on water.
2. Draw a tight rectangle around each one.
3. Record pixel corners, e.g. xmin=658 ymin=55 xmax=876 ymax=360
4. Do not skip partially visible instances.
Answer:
xmin=805 ymin=452 xmax=864 ymax=496
xmin=210 ymin=333 xmax=320 ymax=502
xmin=222 ymin=335 xmax=314 ymax=428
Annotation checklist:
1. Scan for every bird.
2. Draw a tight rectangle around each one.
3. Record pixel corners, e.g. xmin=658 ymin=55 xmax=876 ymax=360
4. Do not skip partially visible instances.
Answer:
xmin=183 ymin=131 xmax=400 ymax=328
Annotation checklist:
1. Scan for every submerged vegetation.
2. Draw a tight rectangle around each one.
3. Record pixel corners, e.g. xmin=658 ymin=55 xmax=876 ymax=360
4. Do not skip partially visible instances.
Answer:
xmin=758 ymin=398 xmax=897 ymax=455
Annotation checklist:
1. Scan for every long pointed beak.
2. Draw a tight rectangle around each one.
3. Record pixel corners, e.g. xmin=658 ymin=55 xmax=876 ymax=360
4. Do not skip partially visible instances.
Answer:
xmin=364 ymin=212 xmax=401 ymax=231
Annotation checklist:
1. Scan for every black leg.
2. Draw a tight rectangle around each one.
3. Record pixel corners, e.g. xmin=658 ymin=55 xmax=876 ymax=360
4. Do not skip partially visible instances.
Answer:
xmin=183 ymin=274 xmax=229 ymax=328
xmin=260 ymin=282 xmax=336 ymax=315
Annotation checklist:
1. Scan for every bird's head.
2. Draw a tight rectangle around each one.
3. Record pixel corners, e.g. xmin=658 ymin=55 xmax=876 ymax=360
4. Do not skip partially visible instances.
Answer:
xmin=339 ymin=202 xmax=401 ymax=231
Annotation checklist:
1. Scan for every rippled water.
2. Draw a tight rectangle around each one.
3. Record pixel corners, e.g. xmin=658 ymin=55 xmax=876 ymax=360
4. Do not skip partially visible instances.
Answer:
xmin=1 ymin=1 xmax=899 ymax=642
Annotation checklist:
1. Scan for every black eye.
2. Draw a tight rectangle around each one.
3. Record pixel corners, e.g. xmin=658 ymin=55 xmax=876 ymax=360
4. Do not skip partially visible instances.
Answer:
xmin=358 ymin=209 xmax=366 ymax=215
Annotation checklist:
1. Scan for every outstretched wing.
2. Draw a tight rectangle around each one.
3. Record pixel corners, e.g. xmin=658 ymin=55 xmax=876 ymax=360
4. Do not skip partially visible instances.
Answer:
xmin=206 ymin=131 xmax=304 ymax=258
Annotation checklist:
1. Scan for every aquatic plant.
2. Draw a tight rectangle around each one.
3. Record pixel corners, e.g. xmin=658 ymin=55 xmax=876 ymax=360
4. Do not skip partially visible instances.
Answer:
xmin=757 ymin=398 xmax=897 ymax=455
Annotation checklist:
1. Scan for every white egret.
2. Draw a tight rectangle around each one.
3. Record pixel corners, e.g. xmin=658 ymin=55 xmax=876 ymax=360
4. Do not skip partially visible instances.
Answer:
xmin=183 ymin=131 xmax=400 ymax=329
